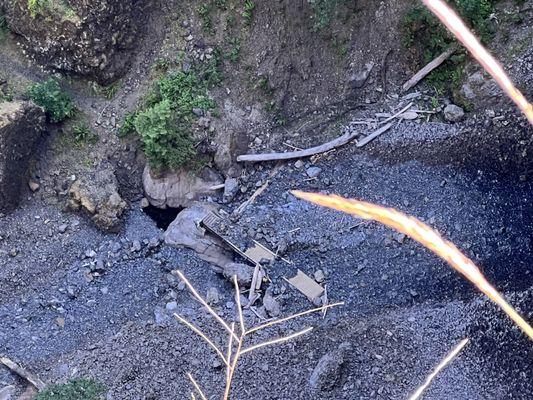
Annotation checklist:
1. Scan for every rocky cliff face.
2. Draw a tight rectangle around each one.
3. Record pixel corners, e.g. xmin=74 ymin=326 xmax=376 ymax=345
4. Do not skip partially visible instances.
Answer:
xmin=1 ymin=0 xmax=143 ymax=84
xmin=0 ymin=101 xmax=45 ymax=214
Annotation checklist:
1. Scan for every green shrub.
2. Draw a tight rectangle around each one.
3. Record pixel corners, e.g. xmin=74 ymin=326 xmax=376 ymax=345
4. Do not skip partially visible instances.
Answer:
xmin=225 ymin=37 xmax=241 ymax=63
xmin=242 ymin=0 xmax=256 ymax=26
xmin=118 ymin=112 xmax=137 ymax=137
xmin=27 ymin=0 xmax=78 ymax=21
xmin=27 ymin=78 xmax=75 ymax=123
xmin=404 ymin=0 xmax=498 ymax=93
xmin=36 ymin=379 xmax=105 ymax=400
xmin=134 ymin=99 xmax=196 ymax=171
xmin=308 ymin=0 xmax=347 ymax=31
xmin=72 ymin=122 xmax=98 ymax=144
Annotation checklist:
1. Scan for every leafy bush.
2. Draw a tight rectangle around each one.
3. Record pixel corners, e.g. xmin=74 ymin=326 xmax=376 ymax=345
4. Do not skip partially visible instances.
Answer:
xmin=134 ymin=100 xmax=196 ymax=171
xmin=308 ymin=0 xmax=347 ymax=31
xmin=72 ymin=122 xmax=98 ymax=144
xmin=27 ymin=78 xmax=75 ymax=123
xmin=123 ymin=53 xmax=221 ymax=171
xmin=242 ymin=1 xmax=256 ymax=26
xmin=36 ymin=379 xmax=105 ymax=400
xmin=404 ymin=0 xmax=498 ymax=93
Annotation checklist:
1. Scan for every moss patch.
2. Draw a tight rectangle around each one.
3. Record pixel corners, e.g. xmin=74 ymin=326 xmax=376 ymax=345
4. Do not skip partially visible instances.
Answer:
xmin=36 ymin=379 xmax=105 ymax=400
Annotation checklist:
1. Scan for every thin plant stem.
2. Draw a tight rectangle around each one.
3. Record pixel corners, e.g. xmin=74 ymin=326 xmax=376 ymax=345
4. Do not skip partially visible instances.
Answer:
xmin=409 ymin=338 xmax=470 ymax=400
xmin=226 ymin=323 xmax=235 ymax=383
xmin=240 ymin=327 xmax=313 ymax=355
xmin=174 ymin=270 xmax=240 ymax=341
xmin=223 ymin=336 xmax=243 ymax=400
xmin=187 ymin=373 xmax=207 ymax=400
xmin=174 ymin=314 xmax=229 ymax=366
xmin=422 ymin=0 xmax=533 ymax=124
xmin=246 ymin=302 xmax=344 ymax=335
xmin=233 ymin=276 xmax=246 ymax=335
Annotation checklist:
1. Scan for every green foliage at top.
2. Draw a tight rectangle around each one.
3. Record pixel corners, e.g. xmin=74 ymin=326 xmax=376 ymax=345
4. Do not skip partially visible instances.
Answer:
xmin=36 ymin=379 xmax=105 ymax=400
xmin=404 ymin=0 xmax=498 ymax=93
xmin=27 ymin=78 xmax=75 ymax=123
xmin=308 ymin=0 xmax=348 ymax=31
xmin=123 ymin=55 xmax=222 ymax=172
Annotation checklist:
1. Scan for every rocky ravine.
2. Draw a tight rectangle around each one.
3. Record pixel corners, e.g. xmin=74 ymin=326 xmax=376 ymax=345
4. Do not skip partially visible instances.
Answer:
xmin=0 ymin=0 xmax=532 ymax=399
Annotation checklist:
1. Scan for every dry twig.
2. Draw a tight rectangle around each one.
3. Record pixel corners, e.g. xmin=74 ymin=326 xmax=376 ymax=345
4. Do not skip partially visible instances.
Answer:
xmin=402 ymin=46 xmax=457 ymax=92
xmin=0 ymin=357 xmax=46 ymax=391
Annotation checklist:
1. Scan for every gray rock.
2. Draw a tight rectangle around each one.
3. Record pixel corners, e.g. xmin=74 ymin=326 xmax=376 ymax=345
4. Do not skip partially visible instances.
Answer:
xmin=0 ymin=101 xmax=45 ymax=214
xmin=192 ymin=108 xmax=204 ymax=117
xmin=2 ymin=0 xmax=140 ymax=84
xmin=68 ymin=163 xmax=127 ymax=232
xmin=143 ymin=165 xmax=223 ymax=209
xmin=223 ymin=177 xmax=239 ymax=202
xmin=443 ymin=104 xmax=465 ymax=123
xmin=348 ymin=62 xmax=374 ymax=89
xmin=222 ymin=263 xmax=254 ymax=285
xmin=165 ymin=301 xmax=178 ymax=311
xmin=164 ymin=203 xmax=233 ymax=268
xmin=306 ymin=166 xmax=322 ymax=178
xmin=131 ymin=240 xmax=141 ymax=252
xmin=309 ymin=342 xmax=352 ymax=391
xmin=58 ymin=224 xmax=68 ymax=234
xmin=263 ymin=291 xmax=281 ymax=317
xmin=206 ymin=287 xmax=220 ymax=304
xmin=294 ymin=160 xmax=304 ymax=169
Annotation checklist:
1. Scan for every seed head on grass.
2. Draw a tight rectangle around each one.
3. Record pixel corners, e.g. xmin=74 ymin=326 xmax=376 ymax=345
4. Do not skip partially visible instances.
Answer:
xmin=291 ymin=191 xmax=533 ymax=340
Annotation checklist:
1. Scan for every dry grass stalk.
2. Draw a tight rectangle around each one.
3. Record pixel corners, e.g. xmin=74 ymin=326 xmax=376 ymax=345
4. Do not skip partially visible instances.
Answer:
xmin=174 ymin=272 xmax=344 ymax=399
xmin=409 ymin=338 xmax=470 ymax=400
xmin=422 ymin=0 xmax=533 ymax=124
xmin=291 ymin=191 xmax=533 ymax=340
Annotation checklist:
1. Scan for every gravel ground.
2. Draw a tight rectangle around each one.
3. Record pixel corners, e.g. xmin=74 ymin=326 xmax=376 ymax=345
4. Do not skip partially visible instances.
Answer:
xmin=1 ymin=118 xmax=531 ymax=399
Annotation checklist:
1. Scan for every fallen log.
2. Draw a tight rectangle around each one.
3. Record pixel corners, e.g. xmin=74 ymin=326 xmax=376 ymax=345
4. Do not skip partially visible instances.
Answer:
xmin=237 ymin=123 xmax=393 ymax=163
xmin=402 ymin=45 xmax=458 ymax=92
xmin=0 ymin=357 xmax=46 ymax=391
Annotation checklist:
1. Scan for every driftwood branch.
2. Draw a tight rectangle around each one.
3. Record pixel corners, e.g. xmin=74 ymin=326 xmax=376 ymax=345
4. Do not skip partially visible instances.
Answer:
xmin=237 ymin=123 xmax=393 ymax=163
xmin=402 ymin=45 xmax=458 ymax=92
xmin=0 ymin=357 xmax=46 ymax=391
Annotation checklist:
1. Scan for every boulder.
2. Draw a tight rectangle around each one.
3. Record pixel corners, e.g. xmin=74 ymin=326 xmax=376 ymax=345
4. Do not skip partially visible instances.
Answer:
xmin=164 ymin=203 xmax=233 ymax=269
xmin=443 ymin=104 xmax=465 ymax=123
xmin=309 ymin=342 xmax=352 ymax=392
xmin=0 ymin=101 xmax=45 ymax=214
xmin=2 ymin=0 xmax=143 ymax=84
xmin=67 ymin=164 xmax=127 ymax=232
xmin=143 ymin=165 xmax=223 ymax=209
xmin=222 ymin=262 xmax=254 ymax=285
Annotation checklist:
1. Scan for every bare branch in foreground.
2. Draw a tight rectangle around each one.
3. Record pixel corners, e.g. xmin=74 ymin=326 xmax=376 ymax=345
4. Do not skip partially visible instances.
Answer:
xmin=173 ymin=270 xmax=239 ymax=341
xmin=187 ymin=373 xmax=207 ymax=400
xmin=240 ymin=327 xmax=314 ymax=355
xmin=174 ymin=314 xmax=228 ymax=366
